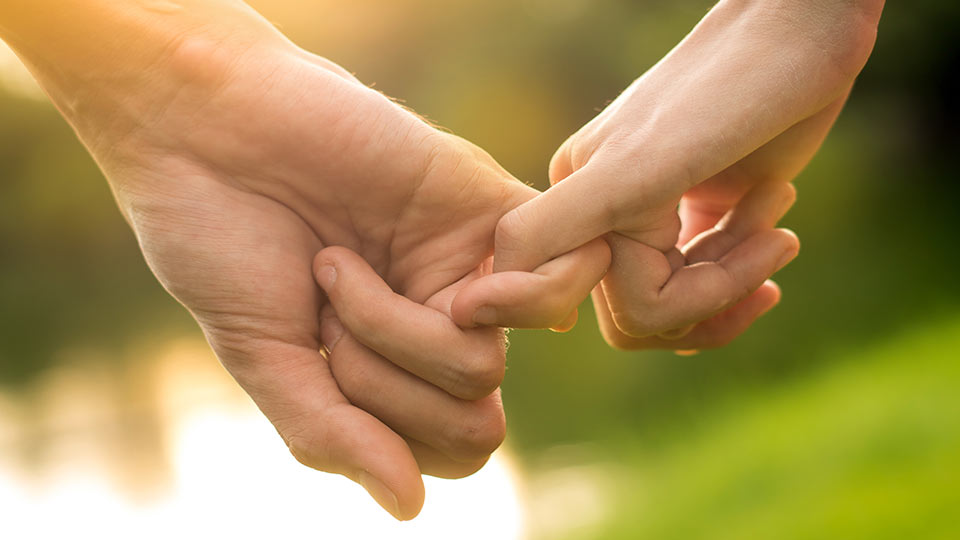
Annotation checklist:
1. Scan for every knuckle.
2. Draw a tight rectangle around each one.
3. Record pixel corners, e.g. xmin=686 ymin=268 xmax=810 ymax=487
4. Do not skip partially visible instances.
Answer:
xmin=610 ymin=307 xmax=659 ymax=338
xmin=162 ymin=32 xmax=247 ymax=94
xmin=601 ymin=326 xmax=645 ymax=351
xmin=494 ymin=208 xmax=529 ymax=254
xmin=444 ymin=397 xmax=507 ymax=462
xmin=415 ymin=131 xmax=451 ymax=180
xmin=286 ymin=434 xmax=315 ymax=468
xmin=447 ymin=346 xmax=505 ymax=401
xmin=282 ymin=425 xmax=332 ymax=472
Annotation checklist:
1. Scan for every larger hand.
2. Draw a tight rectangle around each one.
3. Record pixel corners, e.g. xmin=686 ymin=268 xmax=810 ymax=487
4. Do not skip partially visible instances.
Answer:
xmin=1 ymin=2 xmax=608 ymax=520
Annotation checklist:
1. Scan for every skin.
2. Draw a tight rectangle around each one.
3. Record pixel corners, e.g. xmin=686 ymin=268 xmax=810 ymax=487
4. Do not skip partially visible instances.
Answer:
xmin=0 ymin=0 xmax=610 ymax=520
xmin=453 ymin=0 xmax=886 ymax=351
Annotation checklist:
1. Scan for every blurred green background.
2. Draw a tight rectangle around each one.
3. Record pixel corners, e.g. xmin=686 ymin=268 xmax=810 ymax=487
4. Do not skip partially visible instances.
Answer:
xmin=1 ymin=1 xmax=958 ymax=538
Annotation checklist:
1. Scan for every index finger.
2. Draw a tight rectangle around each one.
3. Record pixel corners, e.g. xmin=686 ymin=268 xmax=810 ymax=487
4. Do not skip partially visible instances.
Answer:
xmin=314 ymin=246 xmax=506 ymax=401
xmin=450 ymin=237 xmax=611 ymax=330
xmin=493 ymin=160 xmax=621 ymax=272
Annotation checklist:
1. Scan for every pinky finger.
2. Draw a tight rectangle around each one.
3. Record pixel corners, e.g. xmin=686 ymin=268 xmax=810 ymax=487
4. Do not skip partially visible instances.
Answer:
xmin=664 ymin=280 xmax=782 ymax=350
xmin=597 ymin=280 xmax=782 ymax=351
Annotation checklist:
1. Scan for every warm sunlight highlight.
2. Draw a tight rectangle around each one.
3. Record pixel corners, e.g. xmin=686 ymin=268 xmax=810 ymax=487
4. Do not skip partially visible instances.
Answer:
xmin=0 ymin=340 xmax=524 ymax=539
xmin=0 ymin=42 xmax=42 ymax=99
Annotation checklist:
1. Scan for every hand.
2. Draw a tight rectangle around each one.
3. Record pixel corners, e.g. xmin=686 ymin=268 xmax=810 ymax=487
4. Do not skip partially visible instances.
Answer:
xmin=28 ymin=16 xmax=608 ymax=520
xmin=453 ymin=0 xmax=883 ymax=349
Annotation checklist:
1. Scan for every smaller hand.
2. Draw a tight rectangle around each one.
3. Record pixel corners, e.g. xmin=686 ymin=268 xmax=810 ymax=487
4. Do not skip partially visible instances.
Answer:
xmin=589 ymin=180 xmax=797 ymax=351
xmin=452 ymin=0 xmax=882 ymax=347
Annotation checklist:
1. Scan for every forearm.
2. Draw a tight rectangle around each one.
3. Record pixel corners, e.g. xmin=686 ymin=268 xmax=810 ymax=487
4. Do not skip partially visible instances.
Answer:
xmin=0 ymin=1 xmax=287 ymax=149
xmin=605 ymin=0 xmax=883 ymax=185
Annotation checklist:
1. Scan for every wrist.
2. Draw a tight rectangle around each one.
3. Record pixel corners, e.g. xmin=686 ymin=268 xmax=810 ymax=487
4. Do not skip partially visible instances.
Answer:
xmin=573 ymin=0 xmax=880 ymax=191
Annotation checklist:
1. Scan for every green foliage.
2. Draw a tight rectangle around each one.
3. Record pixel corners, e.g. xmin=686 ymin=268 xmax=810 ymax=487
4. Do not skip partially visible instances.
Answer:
xmin=569 ymin=316 xmax=960 ymax=539
xmin=0 ymin=97 xmax=195 ymax=384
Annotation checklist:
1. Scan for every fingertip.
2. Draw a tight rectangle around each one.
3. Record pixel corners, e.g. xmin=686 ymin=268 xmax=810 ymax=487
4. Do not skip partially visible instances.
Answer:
xmin=284 ymin=405 xmax=425 ymax=521
xmin=376 ymin=478 xmax=424 ymax=522
xmin=756 ymin=280 xmax=782 ymax=317
xmin=314 ymin=246 xmax=358 ymax=291
xmin=776 ymin=227 xmax=801 ymax=250
xmin=550 ymin=308 xmax=579 ymax=333
xmin=312 ymin=245 xmax=337 ymax=273
xmin=314 ymin=263 xmax=338 ymax=292
xmin=761 ymin=279 xmax=782 ymax=298
xmin=765 ymin=180 xmax=797 ymax=217
xmin=450 ymin=287 xmax=484 ymax=329
xmin=358 ymin=470 xmax=404 ymax=520
xmin=774 ymin=231 xmax=801 ymax=272
xmin=349 ymin=438 xmax=424 ymax=522
xmin=783 ymin=181 xmax=798 ymax=205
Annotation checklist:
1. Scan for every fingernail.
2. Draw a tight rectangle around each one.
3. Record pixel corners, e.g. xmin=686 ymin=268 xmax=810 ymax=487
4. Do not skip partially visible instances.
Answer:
xmin=775 ymin=250 xmax=798 ymax=272
xmin=320 ymin=316 xmax=344 ymax=352
xmin=358 ymin=470 xmax=401 ymax=520
xmin=473 ymin=306 xmax=498 ymax=326
xmin=315 ymin=264 xmax=337 ymax=290
xmin=675 ymin=349 xmax=700 ymax=357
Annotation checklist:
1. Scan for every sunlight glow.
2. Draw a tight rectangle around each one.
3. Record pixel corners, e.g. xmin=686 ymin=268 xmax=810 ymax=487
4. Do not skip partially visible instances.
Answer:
xmin=0 ymin=340 xmax=524 ymax=540
xmin=0 ymin=42 xmax=43 ymax=100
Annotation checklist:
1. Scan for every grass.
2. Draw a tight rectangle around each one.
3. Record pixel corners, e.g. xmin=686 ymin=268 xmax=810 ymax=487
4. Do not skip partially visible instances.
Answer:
xmin=552 ymin=316 xmax=960 ymax=540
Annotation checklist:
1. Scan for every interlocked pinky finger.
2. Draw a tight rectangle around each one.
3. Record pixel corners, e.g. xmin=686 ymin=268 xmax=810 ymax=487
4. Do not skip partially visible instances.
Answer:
xmin=594 ymin=280 xmax=782 ymax=351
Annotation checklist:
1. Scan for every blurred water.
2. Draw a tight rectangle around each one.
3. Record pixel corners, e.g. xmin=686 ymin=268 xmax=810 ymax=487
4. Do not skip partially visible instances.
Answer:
xmin=0 ymin=339 xmax=528 ymax=539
